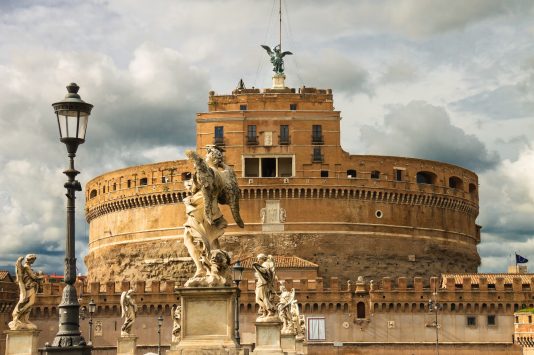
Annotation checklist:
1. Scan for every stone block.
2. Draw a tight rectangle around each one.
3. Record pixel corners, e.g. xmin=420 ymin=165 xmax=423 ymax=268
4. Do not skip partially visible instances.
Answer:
xmin=280 ymin=334 xmax=296 ymax=354
xmin=117 ymin=335 xmax=137 ymax=355
xmin=4 ymin=330 xmax=40 ymax=355
xmin=254 ymin=321 xmax=283 ymax=355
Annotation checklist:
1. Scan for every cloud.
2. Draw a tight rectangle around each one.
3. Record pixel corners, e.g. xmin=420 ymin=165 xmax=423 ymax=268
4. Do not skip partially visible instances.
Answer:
xmin=360 ymin=101 xmax=499 ymax=171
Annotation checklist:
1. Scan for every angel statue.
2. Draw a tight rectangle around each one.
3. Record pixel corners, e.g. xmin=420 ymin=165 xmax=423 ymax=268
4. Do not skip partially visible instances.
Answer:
xmin=253 ymin=254 xmax=278 ymax=321
xmin=277 ymin=284 xmax=297 ymax=334
xmin=9 ymin=254 xmax=43 ymax=330
xmin=182 ymin=145 xmax=244 ymax=287
xmin=171 ymin=305 xmax=182 ymax=343
xmin=261 ymin=44 xmax=293 ymax=74
xmin=120 ymin=289 xmax=137 ymax=336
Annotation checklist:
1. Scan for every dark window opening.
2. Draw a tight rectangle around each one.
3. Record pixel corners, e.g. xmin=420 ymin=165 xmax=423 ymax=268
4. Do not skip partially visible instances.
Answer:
xmin=467 ymin=316 xmax=476 ymax=326
xmin=321 ymin=170 xmax=329 ymax=178
xmin=103 ymin=186 xmax=106 ymax=193
xmin=244 ymin=158 xmax=259 ymax=177
xmin=529 ymin=315 xmax=532 ymax=324
xmin=416 ymin=171 xmax=437 ymax=185
xmin=214 ymin=126 xmax=224 ymax=145
xmin=347 ymin=169 xmax=356 ymax=178
xmin=312 ymin=125 xmax=323 ymax=144
xmin=181 ymin=172 xmax=192 ymax=181
xmin=261 ymin=158 xmax=276 ymax=177
xmin=127 ymin=180 xmax=131 ymax=188
xmin=371 ymin=170 xmax=380 ymax=179
xmin=357 ymin=302 xmax=366 ymax=319
xmin=469 ymin=183 xmax=477 ymax=194
xmin=487 ymin=315 xmax=496 ymax=326
xmin=140 ymin=178 xmax=148 ymax=186
xmin=312 ymin=147 xmax=323 ymax=162
xmin=451 ymin=304 xmax=456 ymax=311
xmin=161 ymin=176 xmax=168 ymax=183
xmin=240 ymin=104 xmax=247 ymax=111
xmin=394 ymin=169 xmax=403 ymax=181
xmin=89 ymin=189 xmax=97 ymax=199
xmin=113 ymin=183 xmax=117 ymax=191
xmin=279 ymin=158 xmax=293 ymax=177
xmin=280 ymin=125 xmax=290 ymax=145
xmin=247 ymin=125 xmax=257 ymax=144
xmin=290 ymin=103 xmax=297 ymax=110
xmin=449 ymin=176 xmax=463 ymax=189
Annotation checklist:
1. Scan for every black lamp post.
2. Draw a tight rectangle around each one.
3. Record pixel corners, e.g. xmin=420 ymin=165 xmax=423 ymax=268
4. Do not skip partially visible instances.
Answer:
xmin=231 ymin=260 xmax=244 ymax=346
xmin=88 ymin=299 xmax=96 ymax=346
xmin=157 ymin=315 xmax=163 ymax=355
xmin=428 ymin=285 xmax=442 ymax=355
xmin=45 ymin=83 xmax=93 ymax=355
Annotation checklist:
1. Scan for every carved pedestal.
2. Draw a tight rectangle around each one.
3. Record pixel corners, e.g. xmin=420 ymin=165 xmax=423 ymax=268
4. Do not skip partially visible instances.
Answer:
xmin=280 ymin=333 xmax=296 ymax=354
xmin=167 ymin=287 xmax=238 ymax=355
xmin=272 ymin=74 xmax=286 ymax=89
xmin=295 ymin=339 xmax=307 ymax=355
xmin=117 ymin=335 xmax=137 ymax=355
xmin=253 ymin=321 xmax=283 ymax=355
xmin=4 ymin=330 xmax=40 ymax=355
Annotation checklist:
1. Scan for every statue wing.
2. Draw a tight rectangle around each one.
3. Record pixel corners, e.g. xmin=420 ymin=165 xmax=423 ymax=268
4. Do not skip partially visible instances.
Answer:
xmin=217 ymin=163 xmax=244 ymax=228
xmin=261 ymin=45 xmax=273 ymax=55
xmin=186 ymin=150 xmax=216 ymax=224
xmin=281 ymin=51 xmax=293 ymax=58
xmin=120 ymin=291 xmax=127 ymax=318
xmin=14 ymin=256 xmax=28 ymax=300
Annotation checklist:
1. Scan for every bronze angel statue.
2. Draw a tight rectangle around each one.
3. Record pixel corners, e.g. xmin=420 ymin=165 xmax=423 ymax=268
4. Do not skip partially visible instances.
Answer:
xmin=9 ymin=254 xmax=43 ymax=330
xmin=182 ymin=145 xmax=244 ymax=287
xmin=261 ymin=44 xmax=293 ymax=74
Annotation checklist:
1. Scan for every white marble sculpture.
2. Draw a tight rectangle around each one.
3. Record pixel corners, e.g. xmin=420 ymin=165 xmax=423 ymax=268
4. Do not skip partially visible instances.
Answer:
xmin=171 ymin=305 xmax=181 ymax=343
xmin=296 ymin=314 xmax=306 ymax=340
xmin=9 ymin=254 xmax=43 ymax=330
xmin=253 ymin=254 xmax=278 ymax=321
xmin=277 ymin=284 xmax=297 ymax=334
xmin=182 ymin=145 xmax=244 ymax=287
xmin=120 ymin=289 xmax=138 ymax=336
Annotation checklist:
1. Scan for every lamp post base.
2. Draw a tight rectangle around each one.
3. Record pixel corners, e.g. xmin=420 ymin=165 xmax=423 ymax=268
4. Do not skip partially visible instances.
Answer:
xmin=41 ymin=345 xmax=92 ymax=355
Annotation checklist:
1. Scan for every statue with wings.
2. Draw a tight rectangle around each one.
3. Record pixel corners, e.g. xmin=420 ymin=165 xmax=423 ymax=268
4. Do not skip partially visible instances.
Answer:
xmin=182 ymin=145 xmax=244 ymax=287
xmin=9 ymin=254 xmax=43 ymax=330
xmin=261 ymin=44 xmax=293 ymax=74
xmin=120 ymin=289 xmax=137 ymax=336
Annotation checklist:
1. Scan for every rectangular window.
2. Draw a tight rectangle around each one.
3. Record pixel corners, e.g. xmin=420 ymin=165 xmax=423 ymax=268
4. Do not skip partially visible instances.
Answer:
xmin=278 ymin=157 xmax=293 ymax=177
xmin=244 ymin=158 xmax=259 ymax=177
xmin=290 ymin=103 xmax=297 ymax=110
xmin=240 ymin=104 xmax=247 ymax=111
xmin=312 ymin=125 xmax=323 ymax=144
xmin=139 ymin=177 xmax=148 ymax=186
xmin=261 ymin=158 xmax=276 ymax=177
xmin=321 ymin=170 xmax=329 ymax=178
xmin=280 ymin=125 xmax=290 ymax=144
xmin=467 ymin=316 xmax=477 ymax=326
xmin=487 ymin=315 xmax=496 ymax=326
xmin=247 ymin=125 xmax=257 ymax=144
xmin=312 ymin=147 xmax=323 ymax=162
xmin=127 ymin=180 xmax=131 ymax=188
xmin=394 ymin=169 xmax=403 ymax=181
xmin=307 ymin=317 xmax=325 ymax=341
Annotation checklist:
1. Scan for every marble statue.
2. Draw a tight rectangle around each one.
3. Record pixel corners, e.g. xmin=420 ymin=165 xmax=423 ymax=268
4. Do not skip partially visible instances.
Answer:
xmin=9 ymin=254 xmax=43 ymax=330
xmin=253 ymin=254 xmax=278 ymax=321
xmin=296 ymin=314 xmax=306 ymax=340
xmin=260 ymin=44 xmax=293 ymax=74
xmin=171 ymin=305 xmax=181 ymax=343
xmin=120 ymin=289 xmax=137 ymax=336
xmin=182 ymin=145 xmax=244 ymax=287
xmin=277 ymin=284 xmax=296 ymax=334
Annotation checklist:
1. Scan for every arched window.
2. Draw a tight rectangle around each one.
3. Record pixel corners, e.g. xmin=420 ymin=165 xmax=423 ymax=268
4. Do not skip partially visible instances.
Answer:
xmin=449 ymin=176 xmax=463 ymax=189
xmin=371 ymin=170 xmax=380 ymax=179
xmin=139 ymin=177 xmax=148 ymax=186
xmin=347 ymin=169 xmax=356 ymax=178
xmin=469 ymin=183 xmax=477 ymax=194
xmin=416 ymin=171 xmax=437 ymax=185
xmin=89 ymin=189 xmax=97 ymax=199
xmin=357 ymin=302 xmax=366 ymax=319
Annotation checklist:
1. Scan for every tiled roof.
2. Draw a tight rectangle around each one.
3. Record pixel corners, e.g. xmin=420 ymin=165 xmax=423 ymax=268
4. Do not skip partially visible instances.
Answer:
xmin=0 ymin=270 xmax=13 ymax=282
xmin=239 ymin=256 xmax=318 ymax=269
xmin=441 ymin=273 xmax=534 ymax=287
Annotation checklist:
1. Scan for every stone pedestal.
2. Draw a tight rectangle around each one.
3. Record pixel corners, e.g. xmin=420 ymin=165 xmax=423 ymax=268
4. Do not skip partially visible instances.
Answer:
xmin=280 ymin=334 xmax=296 ymax=354
xmin=272 ymin=74 xmax=286 ymax=89
xmin=4 ymin=330 xmax=40 ymax=355
xmin=117 ymin=335 xmax=137 ymax=355
xmin=295 ymin=339 xmax=307 ymax=355
xmin=167 ymin=287 xmax=238 ymax=355
xmin=253 ymin=321 xmax=283 ymax=355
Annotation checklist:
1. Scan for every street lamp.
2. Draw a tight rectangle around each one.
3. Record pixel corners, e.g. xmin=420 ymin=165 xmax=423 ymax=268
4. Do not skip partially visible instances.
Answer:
xmin=428 ymin=283 xmax=442 ymax=355
xmin=232 ymin=260 xmax=244 ymax=346
xmin=88 ymin=299 xmax=96 ymax=346
xmin=45 ymin=83 xmax=93 ymax=355
xmin=157 ymin=315 xmax=164 ymax=355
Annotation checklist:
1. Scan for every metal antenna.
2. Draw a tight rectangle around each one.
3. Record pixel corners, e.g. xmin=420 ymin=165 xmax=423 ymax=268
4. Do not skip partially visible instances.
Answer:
xmin=279 ymin=0 xmax=282 ymax=50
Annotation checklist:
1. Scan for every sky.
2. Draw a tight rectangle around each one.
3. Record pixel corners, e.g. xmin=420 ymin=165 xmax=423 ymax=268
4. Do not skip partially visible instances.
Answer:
xmin=1 ymin=0 xmax=534 ymax=275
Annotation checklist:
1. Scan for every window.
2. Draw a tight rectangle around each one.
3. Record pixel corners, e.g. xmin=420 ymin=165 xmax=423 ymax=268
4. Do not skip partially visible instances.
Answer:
xmin=127 ymin=180 xmax=131 ymax=188
xmin=416 ymin=171 xmax=436 ymax=184
xmin=515 ymin=316 xmax=519 ymax=323
xmin=307 ymin=317 xmax=325 ymax=341
xmin=530 ymin=315 xmax=533 ymax=324
xmin=312 ymin=147 xmax=323 ymax=162
xmin=312 ymin=125 xmax=323 ymax=144
xmin=290 ymin=103 xmax=297 ymax=110
xmin=89 ymin=189 xmax=97 ymax=199
xmin=371 ymin=170 xmax=380 ymax=179
xmin=394 ymin=169 xmax=403 ymax=181
xmin=347 ymin=169 xmax=356 ymax=178
xmin=469 ymin=183 xmax=477 ymax=194
xmin=161 ymin=176 xmax=168 ymax=183
xmin=214 ymin=126 xmax=224 ymax=145
xmin=467 ymin=316 xmax=477 ymax=326
xmin=261 ymin=158 xmax=276 ymax=177
xmin=244 ymin=157 xmax=293 ymax=178
xmin=240 ymin=104 xmax=247 ymax=111
xmin=280 ymin=125 xmax=290 ymax=144
xmin=278 ymin=158 xmax=292 ymax=177
xmin=247 ymin=125 xmax=257 ymax=144
xmin=244 ymin=158 xmax=260 ymax=177
xmin=113 ymin=183 xmax=117 ymax=191
xmin=449 ymin=176 xmax=463 ymax=189
xmin=181 ymin=172 xmax=192 ymax=181
xmin=103 ymin=186 xmax=106 ymax=193
xmin=321 ymin=170 xmax=329 ymax=178
xmin=357 ymin=302 xmax=366 ymax=319
xmin=487 ymin=315 xmax=496 ymax=326
xmin=139 ymin=178 xmax=148 ymax=186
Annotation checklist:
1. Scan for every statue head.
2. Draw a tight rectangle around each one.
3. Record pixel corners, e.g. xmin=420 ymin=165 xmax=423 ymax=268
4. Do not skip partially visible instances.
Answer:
xmin=279 ymin=284 xmax=287 ymax=292
xmin=25 ymin=254 xmax=37 ymax=264
xmin=205 ymin=145 xmax=224 ymax=167
xmin=257 ymin=253 xmax=267 ymax=262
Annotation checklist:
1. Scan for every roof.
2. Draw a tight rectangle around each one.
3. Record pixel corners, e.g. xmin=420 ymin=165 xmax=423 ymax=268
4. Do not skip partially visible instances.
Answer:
xmin=441 ymin=273 xmax=534 ymax=287
xmin=239 ymin=255 xmax=318 ymax=269
xmin=0 ymin=270 xmax=14 ymax=282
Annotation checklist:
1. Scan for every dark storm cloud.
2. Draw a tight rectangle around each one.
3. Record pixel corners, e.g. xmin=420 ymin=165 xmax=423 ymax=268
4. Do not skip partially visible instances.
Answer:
xmin=360 ymin=101 xmax=499 ymax=172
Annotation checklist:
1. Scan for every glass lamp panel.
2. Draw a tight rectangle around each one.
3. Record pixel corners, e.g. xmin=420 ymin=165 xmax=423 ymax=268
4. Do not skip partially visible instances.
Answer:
xmin=57 ymin=110 xmax=83 ymax=139
xmin=78 ymin=114 xmax=88 ymax=140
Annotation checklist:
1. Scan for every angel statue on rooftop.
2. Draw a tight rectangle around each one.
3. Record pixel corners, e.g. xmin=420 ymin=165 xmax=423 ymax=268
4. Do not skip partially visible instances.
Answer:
xmin=9 ymin=254 xmax=44 ymax=330
xmin=261 ymin=44 xmax=293 ymax=74
xmin=182 ymin=145 xmax=244 ymax=287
